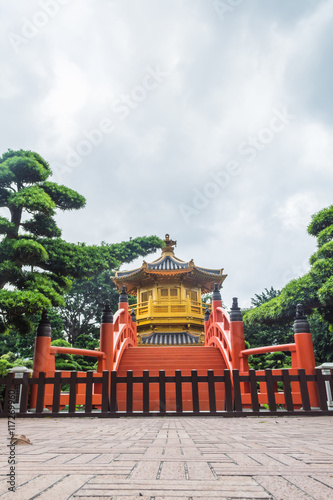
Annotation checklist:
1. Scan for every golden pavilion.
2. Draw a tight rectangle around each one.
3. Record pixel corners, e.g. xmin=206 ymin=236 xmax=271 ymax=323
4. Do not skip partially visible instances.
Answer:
xmin=113 ymin=234 xmax=227 ymax=345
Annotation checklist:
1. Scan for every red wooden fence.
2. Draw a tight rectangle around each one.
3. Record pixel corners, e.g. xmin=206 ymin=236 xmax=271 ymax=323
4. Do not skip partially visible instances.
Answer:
xmin=1 ymin=368 xmax=332 ymax=418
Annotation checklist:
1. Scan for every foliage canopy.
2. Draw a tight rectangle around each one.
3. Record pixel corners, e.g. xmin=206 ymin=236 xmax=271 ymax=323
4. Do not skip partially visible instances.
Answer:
xmin=244 ymin=205 xmax=333 ymax=362
xmin=0 ymin=149 xmax=163 ymax=334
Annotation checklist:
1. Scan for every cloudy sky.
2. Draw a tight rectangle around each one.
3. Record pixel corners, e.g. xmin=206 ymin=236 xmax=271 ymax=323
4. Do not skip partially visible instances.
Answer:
xmin=1 ymin=0 xmax=333 ymax=308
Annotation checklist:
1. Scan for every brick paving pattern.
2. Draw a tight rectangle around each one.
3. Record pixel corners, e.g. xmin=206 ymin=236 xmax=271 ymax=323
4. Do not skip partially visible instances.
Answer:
xmin=0 ymin=416 xmax=332 ymax=499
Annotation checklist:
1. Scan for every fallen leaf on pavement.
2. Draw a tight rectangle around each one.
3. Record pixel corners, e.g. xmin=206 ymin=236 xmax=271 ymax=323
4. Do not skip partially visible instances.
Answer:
xmin=10 ymin=434 xmax=31 ymax=445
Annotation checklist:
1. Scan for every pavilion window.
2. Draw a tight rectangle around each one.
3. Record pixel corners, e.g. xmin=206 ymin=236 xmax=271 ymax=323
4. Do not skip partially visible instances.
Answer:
xmin=141 ymin=291 xmax=152 ymax=303
xmin=160 ymin=288 xmax=168 ymax=297
xmin=170 ymin=288 xmax=178 ymax=298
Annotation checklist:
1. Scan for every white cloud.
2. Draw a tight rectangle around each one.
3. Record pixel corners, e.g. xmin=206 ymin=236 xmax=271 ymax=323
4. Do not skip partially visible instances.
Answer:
xmin=274 ymin=192 xmax=323 ymax=230
xmin=298 ymin=122 xmax=333 ymax=172
xmin=41 ymin=53 xmax=89 ymax=117
xmin=1 ymin=0 xmax=332 ymax=308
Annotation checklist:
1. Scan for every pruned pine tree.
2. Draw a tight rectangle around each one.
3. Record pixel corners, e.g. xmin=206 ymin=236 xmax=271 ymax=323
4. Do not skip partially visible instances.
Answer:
xmin=0 ymin=149 xmax=163 ymax=334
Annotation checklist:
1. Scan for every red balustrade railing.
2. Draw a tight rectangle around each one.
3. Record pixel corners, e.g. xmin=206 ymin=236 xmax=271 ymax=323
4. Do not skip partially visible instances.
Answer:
xmin=30 ymin=286 xmax=136 ymax=409
xmin=204 ymin=288 xmax=319 ymax=407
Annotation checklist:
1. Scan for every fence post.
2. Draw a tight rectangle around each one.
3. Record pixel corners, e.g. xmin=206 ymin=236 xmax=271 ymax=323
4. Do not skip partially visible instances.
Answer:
xmin=30 ymin=310 xmax=52 ymax=409
xmin=293 ymin=304 xmax=319 ymax=408
xmin=316 ymin=363 xmax=333 ymax=408
xmin=8 ymin=367 xmax=32 ymax=412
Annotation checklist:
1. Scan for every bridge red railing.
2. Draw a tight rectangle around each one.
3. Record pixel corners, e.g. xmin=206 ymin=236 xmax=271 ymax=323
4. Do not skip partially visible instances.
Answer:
xmin=30 ymin=286 xmax=136 ymax=409
xmin=205 ymin=305 xmax=233 ymax=371
xmin=30 ymin=281 xmax=320 ymax=410
xmin=111 ymin=305 xmax=137 ymax=372
xmin=205 ymin=287 xmax=249 ymax=375
xmin=204 ymin=286 xmax=319 ymax=407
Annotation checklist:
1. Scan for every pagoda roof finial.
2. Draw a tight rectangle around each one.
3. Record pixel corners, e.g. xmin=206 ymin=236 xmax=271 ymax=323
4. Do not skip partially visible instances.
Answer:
xmin=162 ymin=233 xmax=177 ymax=254
xmin=113 ymin=234 xmax=227 ymax=295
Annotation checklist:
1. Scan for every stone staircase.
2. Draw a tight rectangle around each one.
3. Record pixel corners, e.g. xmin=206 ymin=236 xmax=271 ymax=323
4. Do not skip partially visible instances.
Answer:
xmin=116 ymin=346 xmax=226 ymax=411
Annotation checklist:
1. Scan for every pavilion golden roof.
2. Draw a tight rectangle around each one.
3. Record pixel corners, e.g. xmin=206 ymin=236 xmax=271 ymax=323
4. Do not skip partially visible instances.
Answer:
xmin=113 ymin=234 xmax=227 ymax=295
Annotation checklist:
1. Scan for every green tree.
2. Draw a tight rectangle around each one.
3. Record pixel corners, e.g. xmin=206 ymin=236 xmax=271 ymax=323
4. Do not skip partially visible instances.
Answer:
xmin=0 ymin=149 xmax=163 ymax=334
xmin=251 ymin=287 xmax=280 ymax=308
xmin=245 ymin=287 xmax=293 ymax=347
xmin=244 ymin=205 xmax=333 ymax=363
xmin=72 ymin=334 xmax=100 ymax=370
xmin=307 ymin=312 xmax=332 ymax=363
xmin=61 ymin=270 xmax=137 ymax=344
xmin=0 ymin=149 xmax=85 ymax=333
xmin=0 ymin=330 xmax=17 ymax=357
xmin=50 ymin=339 xmax=82 ymax=371
xmin=0 ymin=309 xmax=64 ymax=363
xmin=49 ymin=338 xmax=98 ymax=372
xmin=244 ymin=287 xmax=294 ymax=370
xmin=248 ymin=351 xmax=292 ymax=371
xmin=60 ymin=270 xmax=118 ymax=344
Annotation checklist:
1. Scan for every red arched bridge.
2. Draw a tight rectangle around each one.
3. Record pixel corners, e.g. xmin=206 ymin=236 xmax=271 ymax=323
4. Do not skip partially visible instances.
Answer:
xmin=3 ymin=286 xmax=331 ymax=417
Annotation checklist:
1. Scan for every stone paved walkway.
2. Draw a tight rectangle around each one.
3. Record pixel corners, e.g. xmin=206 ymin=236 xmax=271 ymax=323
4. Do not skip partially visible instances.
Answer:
xmin=0 ymin=416 xmax=333 ymax=499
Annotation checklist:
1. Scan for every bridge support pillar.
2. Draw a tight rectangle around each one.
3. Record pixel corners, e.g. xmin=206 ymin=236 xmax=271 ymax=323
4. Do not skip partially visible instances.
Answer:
xmin=98 ymin=300 xmax=114 ymax=373
xmin=31 ymin=310 xmax=52 ymax=409
xmin=119 ymin=285 xmax=129 ymax=320
xmin=212 ymin=283 xmax=222 ymax=321
xmin=230 ymin=298 xmax=248 ymax=372
xmin=293 ymin=304 xmax=319 ymax=407
xmin=119 ymin=285 xmax=137 ymax=345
